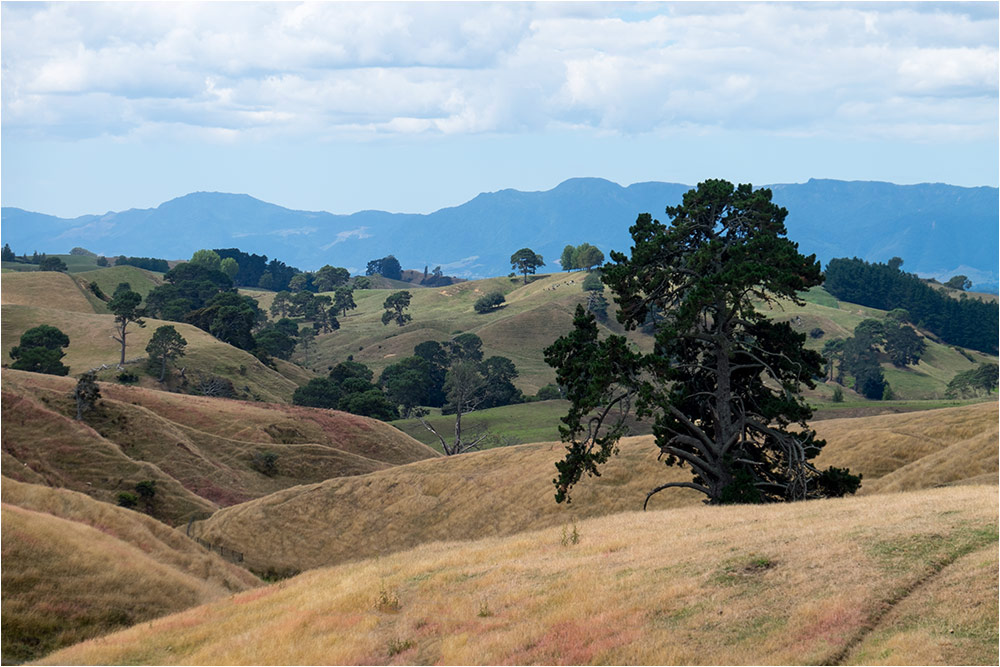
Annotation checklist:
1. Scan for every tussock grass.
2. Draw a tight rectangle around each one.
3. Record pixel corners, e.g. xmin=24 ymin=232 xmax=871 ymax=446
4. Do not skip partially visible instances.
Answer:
xmin=195 ymin=402 xmax=998 ymax=575
xmin=2 ymin=369 xmax=438 ymax=523
xmin=38 ymin=485 xmax=998 ymax=665
xmin=2 ymin=480 xmax=261 ymax=664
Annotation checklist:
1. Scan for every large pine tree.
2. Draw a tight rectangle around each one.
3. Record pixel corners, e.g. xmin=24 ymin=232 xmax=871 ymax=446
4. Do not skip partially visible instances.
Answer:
xmin=545 ymin=179 xmax=860 ymax=506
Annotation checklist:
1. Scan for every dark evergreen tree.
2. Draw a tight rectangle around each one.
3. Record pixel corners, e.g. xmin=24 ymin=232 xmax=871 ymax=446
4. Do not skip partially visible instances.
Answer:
xmin=9 ymin=325 xmax=71 ymax=375
xmin=381 ymin=291 xmax=412 ymax=327
xmin=545 ymin=180 xmax=859 ymax=506
xmin=510 ymin=248 xmax=544 ymax=284
xmin=74 ymin=371 xmax=101 ymax=420
xmin=145 ymin=325 xmax=187 ymax=381
xmin=108 ymin=283 xmax=145 ymax=366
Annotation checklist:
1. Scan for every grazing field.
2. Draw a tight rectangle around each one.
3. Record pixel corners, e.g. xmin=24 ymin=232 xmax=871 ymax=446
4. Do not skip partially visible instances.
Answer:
xmin=39 ymin=485 xmax=998 ymax=666
xmin=2 ymin=369 xmax=438 ymax=524
xmin=1 ymin=478 xmax=260 ymax=664
xmin=193 ymin=401 xmax=997 ymax=575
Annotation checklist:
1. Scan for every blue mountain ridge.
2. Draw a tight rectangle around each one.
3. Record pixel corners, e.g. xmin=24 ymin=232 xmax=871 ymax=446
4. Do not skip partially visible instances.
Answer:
xmin=3 ymin=178 xmax=997 ymax=289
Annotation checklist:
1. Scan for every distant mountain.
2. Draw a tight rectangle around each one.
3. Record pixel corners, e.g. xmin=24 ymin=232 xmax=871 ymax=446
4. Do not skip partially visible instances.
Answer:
xmin=3 ymin=178 xmax=997 ymax=288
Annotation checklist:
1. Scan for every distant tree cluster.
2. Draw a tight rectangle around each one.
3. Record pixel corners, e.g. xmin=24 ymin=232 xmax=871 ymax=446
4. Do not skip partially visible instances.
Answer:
xmin=822 ymin=316 xmax=926 ymax=400
xmin=114 ymin=256 xmax=171 ymax=272
xmin=366 ymin=255 xmax=402 ymax=281
xmin=559 ymin=243 xmax=604 ymax=272
xmin=824 ymin=257 xmax=998 ymax=354
xmin=145 ymin=250 xmax=264 ymax=356
xmin=946 ymin=363 xmax=998 ymax=398
xmin=213 ymin=248 xmax=301 ymax=292
xmin=944 ymin=275 xmax=972 ymax=291
xmin=474 ymin=291 xmax=505 ymax=314
xmin=293 ymin=360 xmax=398 ymax=421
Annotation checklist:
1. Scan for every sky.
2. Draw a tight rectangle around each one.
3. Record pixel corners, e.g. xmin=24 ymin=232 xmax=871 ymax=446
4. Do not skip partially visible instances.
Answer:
xmin=2 ymin=1 xmax=997 ymax=218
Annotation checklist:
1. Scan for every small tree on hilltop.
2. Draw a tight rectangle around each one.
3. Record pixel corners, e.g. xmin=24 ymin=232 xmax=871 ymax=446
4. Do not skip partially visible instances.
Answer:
xmin=545 ymin=179 xmax=860 ymax=507
xmin=510 ymin=248 xmax=544 ymax=284
xmin=944 ymin=275 xmax=972 ymax=291
xmin=381 ymin=291 xmax=412 ymax=327
xmin=74 ymin=371 xmax=101 ymax=420
xmin=146 ymin=325 xmax=187 ymax=382
xmin=108 ymin=283 xmax=145 ymax=366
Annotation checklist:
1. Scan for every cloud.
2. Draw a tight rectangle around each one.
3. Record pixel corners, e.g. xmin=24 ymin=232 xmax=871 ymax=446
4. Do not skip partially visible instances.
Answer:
xmin=2 ymin=3 xmax=996 ymax=143
xmin=320 ymin=227 xmax=372 ymax=251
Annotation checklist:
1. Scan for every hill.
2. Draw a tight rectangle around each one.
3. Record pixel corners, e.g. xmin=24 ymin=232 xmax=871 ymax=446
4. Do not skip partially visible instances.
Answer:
xmin=38 ymin=484 xmax=998 ymax=665
xmin=190 ymin=402 xmax=997 ymax=575
xmin=1 ymin=478 xmax=260 ymax=663
xmin=3 ymin=178 xmax=996 ymax=285
xmin=1 ymin=369 xmax=439 ymax=525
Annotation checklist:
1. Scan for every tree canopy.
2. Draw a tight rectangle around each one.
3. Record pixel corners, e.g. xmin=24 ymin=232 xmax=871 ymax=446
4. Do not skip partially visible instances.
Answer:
xmin=108 ymin=283 xmax=146 ymax=366
xmin=381 ymin=291 xmax=412 ymax=327
xmin=146 ymin=325 xmax=187 ymax=382
xmin=9 ymin=324 xmax=70 ymax=375
xmin=545 ymin=179 xmax=860 ymax=507
xmin=510 ymin=248 xmax=544 ymax=284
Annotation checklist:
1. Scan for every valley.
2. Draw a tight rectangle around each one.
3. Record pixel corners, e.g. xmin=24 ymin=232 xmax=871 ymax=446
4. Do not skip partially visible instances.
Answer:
xmin=2 ymin=236 xmax=997 ymax=665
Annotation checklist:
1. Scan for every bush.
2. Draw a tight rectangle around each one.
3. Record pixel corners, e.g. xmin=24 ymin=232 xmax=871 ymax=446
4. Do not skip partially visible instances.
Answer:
xmin=251 ymin=451 xmax=279 ymax=476
xmin=88 ymin=281 xmax=108 ymax=300
xmin=536 ymin=384 xmax=563 ymax=400
xmin=116 ymin=370 xmax=139 ymax=384
xmin=809 ymin=327 xmax=825 ymax=339
xmin=117 ymin=492 xmax=138 ymax=509
xmin=474 ymin=291 xmax=506 ymax=314
xmin=831 ymin=385 xmax=844 ymax=403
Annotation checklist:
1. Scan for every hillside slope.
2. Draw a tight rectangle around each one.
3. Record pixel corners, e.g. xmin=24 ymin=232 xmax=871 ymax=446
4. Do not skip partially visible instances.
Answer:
xmin=192 ymin=402 xmax=997 ymax=574
xmin=1 ymin=478 xmax=260 ymax=664
xmin=39 ymin=485 xmax=998 ymax=665
xmin=2 ymin=370 xmax=439 ymax=524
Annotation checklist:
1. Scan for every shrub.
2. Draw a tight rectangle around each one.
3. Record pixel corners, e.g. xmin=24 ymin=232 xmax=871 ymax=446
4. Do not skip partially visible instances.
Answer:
xmin=474 ymin=291 xmax=506 ymax=314
xmin=831 ymin=385 xmax=844 ymax=403
xmin=251 ymin=451 xmax=279 ymax=476
xmin=116 ymin=370 xmax=139 ymax=384
xmin=117 ymin=492 xmax=138 ymax=509
xmin=809 ymin=327 xmax=825 ymax=339
xmin=536 ymin=384 xmax=562 ymax=400
xmin=88 ymin=281 xmax=108 ymax=300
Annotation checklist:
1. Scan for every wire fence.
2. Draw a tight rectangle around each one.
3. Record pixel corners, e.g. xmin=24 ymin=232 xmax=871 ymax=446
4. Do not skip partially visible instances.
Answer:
xmin=186 ymin=516 xmax=244 ymax=564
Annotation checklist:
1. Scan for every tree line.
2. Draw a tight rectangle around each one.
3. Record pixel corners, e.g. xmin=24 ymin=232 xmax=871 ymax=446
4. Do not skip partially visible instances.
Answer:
xmin=824 ymin=257 xmax=998 ymax=355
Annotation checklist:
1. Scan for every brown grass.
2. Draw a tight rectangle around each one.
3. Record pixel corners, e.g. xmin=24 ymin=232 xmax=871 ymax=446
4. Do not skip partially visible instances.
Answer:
xmin=193 ymin=401 xmax=998 ymax=575
xmin=1 ymin=271 xmax=98 ymax=314
xmin=2 ymin=369 xmax=438 ymax=524
xmin=2 ymin=478 xmax=261 ymax=664
xmin=36 ymin=485 xmax=998 ymax=665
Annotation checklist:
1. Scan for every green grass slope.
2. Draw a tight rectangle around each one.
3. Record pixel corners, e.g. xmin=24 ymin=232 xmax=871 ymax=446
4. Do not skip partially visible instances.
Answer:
xmin=39 ymin=485 xmax=998 ymax=666
xmin=2 ymin=478 xmax=261 ymax=664
xmin=2 ymin=369 xmax=439 ymax=524
xmin=74 ymin=264 xmax=165 ymax=299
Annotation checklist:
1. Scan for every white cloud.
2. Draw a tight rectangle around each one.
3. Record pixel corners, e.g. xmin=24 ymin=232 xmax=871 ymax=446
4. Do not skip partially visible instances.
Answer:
xmin=1 ymin=2 xmax=995 ymax=144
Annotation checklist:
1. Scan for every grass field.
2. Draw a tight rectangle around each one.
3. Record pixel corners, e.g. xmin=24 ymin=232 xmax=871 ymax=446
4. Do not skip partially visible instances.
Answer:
xmin=1 ymin=478 xmax=261 ymax=663
xmin=192 ymin=401 xmax=997 ymax=575
xmin=39 ymin=484 xmax=998 ymax=665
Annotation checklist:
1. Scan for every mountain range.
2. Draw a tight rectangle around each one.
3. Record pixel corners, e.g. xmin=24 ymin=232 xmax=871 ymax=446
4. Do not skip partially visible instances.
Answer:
xmin=3 ymin=178 xmax=997 ymax=289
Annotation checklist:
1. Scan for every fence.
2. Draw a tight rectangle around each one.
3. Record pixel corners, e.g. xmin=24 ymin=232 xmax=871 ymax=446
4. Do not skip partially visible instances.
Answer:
xmin=187 ymin=516 xmax=244 ymax=564
xmin=193 ymin=536 xmax=244 ymax=564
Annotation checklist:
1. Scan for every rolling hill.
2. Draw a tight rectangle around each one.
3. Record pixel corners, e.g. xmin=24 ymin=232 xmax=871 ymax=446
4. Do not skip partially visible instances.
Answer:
xmin=190 ymin=402 xmax=997 ymax=575
xmin=1 ymin=369 xmax=439 ymax=525
xmin=1 ymin=478 xmax=261 ymax=663
xmin=3 ymin=178 xmax=997 ymax=287
xmin=36 ymin=484 xmax=999 ymax=665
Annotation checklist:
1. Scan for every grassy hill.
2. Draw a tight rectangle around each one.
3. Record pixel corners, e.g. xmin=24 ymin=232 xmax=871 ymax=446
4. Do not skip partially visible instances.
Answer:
xmin=265 ymin=272 xmax=995 ymax=402
xmin=2 ymin=369 xmax=439 ymax=525
xmin=38 ymin=484 xmax=998 ymax=665
xmin=1 ymin=477 xmax=261 ymax=663
xmin=191 ymin=402 xmax=997 ymax=575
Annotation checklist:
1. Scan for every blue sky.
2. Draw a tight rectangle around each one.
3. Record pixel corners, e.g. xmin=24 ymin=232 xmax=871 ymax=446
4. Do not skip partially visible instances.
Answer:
xmin=2 ymin=1 xmax=997 ymax=218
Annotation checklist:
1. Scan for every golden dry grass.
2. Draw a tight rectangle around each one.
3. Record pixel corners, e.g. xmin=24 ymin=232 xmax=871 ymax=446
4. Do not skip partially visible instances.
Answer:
xmin=2 ymin=369 xmax=439 ymax=524
xmin=2 ymin=478 xmax=261 ymax=664
xmin=1 ymin=271 xmax=98 ymax=313
xmin=36 ymin=485 xmax=998 ymax=666
xmin=813 ymin=401 xmax=999 ymax=491
xmin=194 ymin=401 xmax=998 ymax=575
